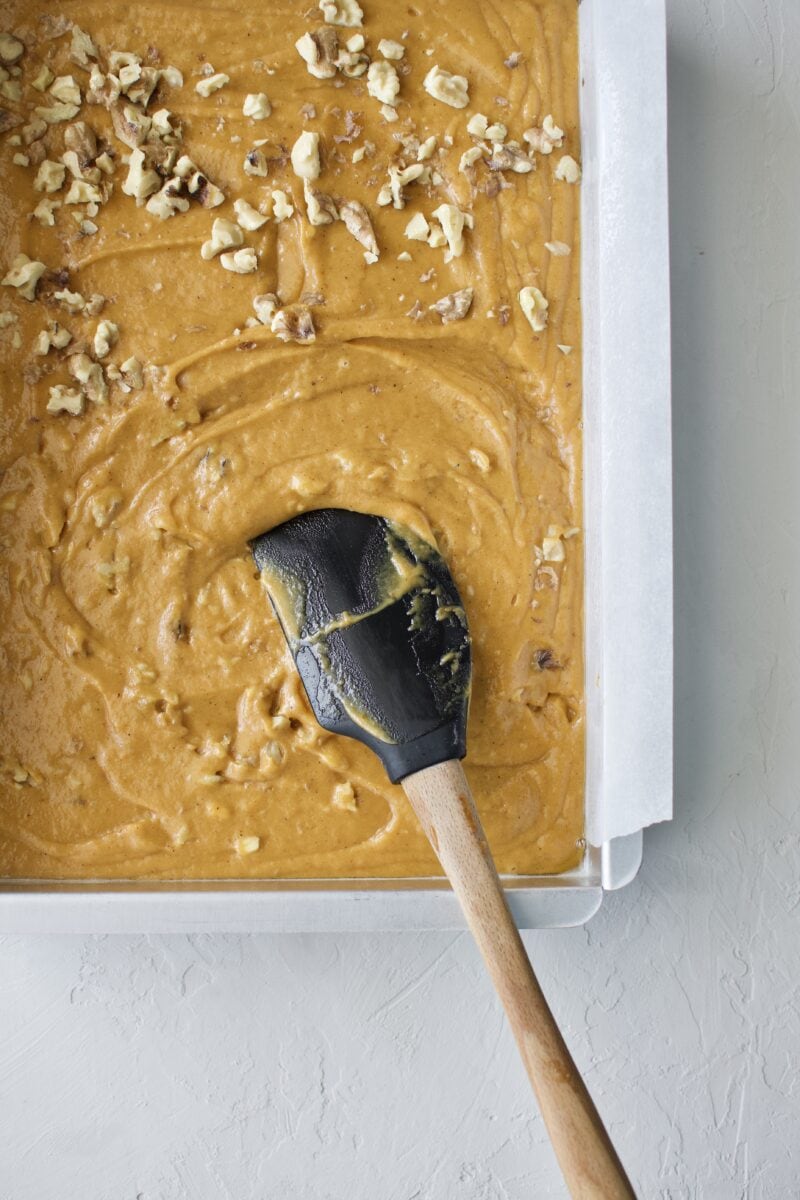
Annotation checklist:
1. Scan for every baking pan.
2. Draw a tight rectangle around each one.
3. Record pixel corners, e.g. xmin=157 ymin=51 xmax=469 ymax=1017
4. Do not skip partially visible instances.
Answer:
xmin=0 ymin=0 xmax=671 ymax=932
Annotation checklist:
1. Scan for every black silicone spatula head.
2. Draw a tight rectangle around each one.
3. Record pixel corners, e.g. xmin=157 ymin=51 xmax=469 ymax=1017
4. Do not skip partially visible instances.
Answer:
xmin=250 ymin=509 xmax=471 ymax=783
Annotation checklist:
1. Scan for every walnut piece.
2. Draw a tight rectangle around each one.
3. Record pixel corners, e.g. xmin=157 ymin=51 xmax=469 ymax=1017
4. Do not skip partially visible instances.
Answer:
xmin=319 ymin=0 xmax=363 ymax=27
xmin=70 ymin=25 xmax=98 ymax=67
xmin=253 ymin=294 xmax=280 ymax=325
xmin=485 ymin=143 xmax=534 ymax=174
xmin=339 ymin=199 xmax=379 ymax=261
xmin=69 ymin=353 xmax=108 ymax=404
xmin=296 ymin=28 xmax=340 ymax=81
xmin=423 ymin=65 xmax=469 ymax=109
xmin=290 ymin=130 xmax=321 ymax=181
xmin=243 ymin=93 xmax=271 ymax=119
xmin=233 ymin=198 xmax=269 ymax=231
xmin=431 ymin=203 xmax=470 ymax=262
xmin=201 ymin=218 xmax=244 ymax=260
xmin=34 ymin=160 xmax=66 ymax=194
xmin=518 ymin=285 xmax=548 ymax=333
xmin=219 ymin=247 xmax=258 ymax=274
xmin=304 ymin=182 xmax=338 ymax=226
xmin=523 ymin=115 xmax=564 ymax=155
xmin=64 ymin=121 xmax=99 ymax=167
xmin=554 ymin=154 xmax=581 ymax=183
xmin=195 ymin=73 xmax=229 ymax=98
xmin=271 ymin=305 xmax=316 ymax=343
xmin=2 ymin=254 xmax=46 ymax=301
xmin=430 ymin=288 xmax=474 ymax=323
xmin=367 ymin=60 xmax=399 ymax=107
xmin=47 ymin=385 xmax=84 ymax=415
xmin=0 ymin=33 xmax=24 ymax=66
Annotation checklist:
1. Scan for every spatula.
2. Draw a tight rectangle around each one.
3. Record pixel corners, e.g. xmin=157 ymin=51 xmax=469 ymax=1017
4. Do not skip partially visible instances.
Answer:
xmin=250 ymin=508 xmax=634 ymax=1200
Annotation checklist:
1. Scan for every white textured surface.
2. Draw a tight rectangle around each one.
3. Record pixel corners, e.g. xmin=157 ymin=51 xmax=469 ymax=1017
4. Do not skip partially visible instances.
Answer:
xmin=2 ymin=0 xmax=799 ymax=1195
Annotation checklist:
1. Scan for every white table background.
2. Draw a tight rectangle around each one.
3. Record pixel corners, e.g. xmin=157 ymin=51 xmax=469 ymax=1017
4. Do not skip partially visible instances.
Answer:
xmin=2 ymin=0 xmax=798 ymax=1196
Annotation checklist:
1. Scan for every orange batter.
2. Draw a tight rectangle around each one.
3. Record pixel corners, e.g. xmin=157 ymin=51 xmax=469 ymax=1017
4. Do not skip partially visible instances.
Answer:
xmin=0 ymin=0 xmax=584 ymax=880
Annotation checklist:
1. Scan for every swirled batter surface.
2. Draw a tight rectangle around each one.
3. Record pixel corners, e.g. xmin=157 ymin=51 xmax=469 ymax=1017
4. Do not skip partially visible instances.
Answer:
xmin=0 ymin=0 xmax=584 ymax=879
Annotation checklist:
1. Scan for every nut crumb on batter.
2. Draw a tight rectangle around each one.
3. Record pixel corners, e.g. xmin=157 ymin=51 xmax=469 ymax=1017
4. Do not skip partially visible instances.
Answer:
xmin=430 ymin=288 xmax=474 ymax=323
xmin=423 ymin=65 xmax=469 ymax=109
xmin=518 ymin=285 xmax=549 ymax=333
xmin=219 ymin=247 xmax=258 ymax=274
xmin=243 ymin=92 xmax=271 ymax=119
xmin=290 ymin=130 xmax=321 ymax=181
xmin=195 ymin=72 xmax=229 ymax=97
xmin=555 ymin=154 xmax=581 ymax=183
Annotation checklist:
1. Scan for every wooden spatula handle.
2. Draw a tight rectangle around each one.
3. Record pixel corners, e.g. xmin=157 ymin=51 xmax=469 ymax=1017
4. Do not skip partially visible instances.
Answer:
xmin=402 ymin=759 xmax=635 ymax=1200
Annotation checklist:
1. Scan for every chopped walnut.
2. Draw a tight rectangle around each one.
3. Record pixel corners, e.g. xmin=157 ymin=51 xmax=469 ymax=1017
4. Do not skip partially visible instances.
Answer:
xmin=49 ymin=75 xmax=81 ymax=105
xmin=53 ymin=287 xmax=86 ymax=314
xmin=33 ymin=321 xmax=72 ymax=355
xmin=219 ymin=247 xmax=258 ymax=274
xmin=69 ymin=353 xmax=108 ymax=405
xmin=272 ymin=189 xmax=294 ymax=221
xmin=253 ymin=293 xmax=280 ymax=325
xmin=542 ymin=534 xmax=565 ymax=562
xmin=111 ymin=104 xmax=151 ymax=150
xmin=31 ymin=65 xmax=54 ymax=92
xmin=35 ymin=101 xmax=81 ymax=124
xmin=195 ymin=72 xmax=229 ymax=98
xmin=233 ymin=198 xmax=269 ymax=230
xmin=331 ymin=781 xmax=358 ymax=811
xmin=47 ymin=385 xmax=84 ymax=415
xmin=291 ymin=130 xmax=321 ymax=181
xmin=243 ymin=92 xmax=271 ymax=119
xmin=0 ymin=33 xmax=24 ymax=66
xmin=64 ymin=122 xmax=99 ymax=169
xmin=379 ymin=39 xmax=405 ymax=61
xmin=64 ymin=179 xmax=104 ymax=204
xmin=431 ymin=203 xmax=470 ymax=262
xmin=523 ymin=115 xmax=564 ymax=155
xmin=145 ymin=178 xmax=190 ymax=219
xmin=554 ymin=154 xmax=581 ymax=183
xmin=34 ymin=160 xmax=66 ymax=194
xmin=430 ymin=288 xmax=474 ymax=323
xmin=404 ymin=212 xmax=430 ymax=241
xmin=235 ymin=835 xmax=261 ymax=855
xmin=304 ymin=182 xmax=338 ymax=226
xmin=485 ymin=143 xmax=534 ymax=174
xmin=93 ymin=320 xmax=119 ymax=359
xmin=70 ymin=25 xmax=98 ymax=67
xmin=459 ymin=146 xmax=483 ymax=173
xmin=295 ymin=28 xmax=340 ymax=81
xmin=382 ymin=162 xmax=424 ymax=210
xmin=201 ymin=217 xmax=243 ymax=260
xmin=271 ymin=305 xmax=316 ymax=343
xmin=319 ymin=0 xmax=363 ymax=27
xmin=339 ymin=199 xmax=379 ymax=260
xmin=367 ymin=60 xmax=399 ymax=107
xmin=0 ymin=108 xmax=23 ymax=134
xmin=243 ymin=148 xmax=269 ymax=177
xmin=533 ymin=648 xmax=560 ymax=670
xmin=120 ymin=357 xmax=144 ymax=390
xmin=2 ymin=254 xmax=46 ymax=301
xmin=518 ymin=285 xmax=548 ymax=333
xmin=22 ymin=118 xmax=47 ymax=146
xmin=423 ymin=65 xmax=469 ymax=109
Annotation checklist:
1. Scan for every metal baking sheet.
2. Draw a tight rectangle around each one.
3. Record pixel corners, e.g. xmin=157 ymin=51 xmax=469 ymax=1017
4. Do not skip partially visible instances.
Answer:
xmin=0 ymin=0 xmax=670 ymax=931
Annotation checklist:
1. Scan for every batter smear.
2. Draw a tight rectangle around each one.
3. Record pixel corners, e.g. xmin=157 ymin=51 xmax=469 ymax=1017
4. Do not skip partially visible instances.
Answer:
xmin=0 ymin=0 xmax=584 ymax=879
